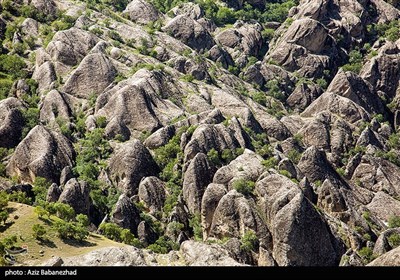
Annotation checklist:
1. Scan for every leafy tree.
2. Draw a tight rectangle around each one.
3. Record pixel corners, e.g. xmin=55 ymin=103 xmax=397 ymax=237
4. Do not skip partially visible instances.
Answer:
xmin=54 ymin=203 xmax=75 ymax=221
xmin=76 ymin=214 xmax=90 ymax=227
xmin=0 ymin=54 xmax=27 ymax=79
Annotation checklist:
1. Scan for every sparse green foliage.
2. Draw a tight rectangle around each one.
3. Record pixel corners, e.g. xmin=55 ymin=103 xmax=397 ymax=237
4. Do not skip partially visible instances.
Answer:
xmin=32 ymin=177 xmax=51 ymax=204
xmin=388 ymin=233 xmax=400 ymax=248
xmin=240 ymin=230 xmax=258 ymax=252
xmin=233 ymin=179 xmax=255 ymax=196
xmin=32 ymin=224 xmax=46 ymax=240
xmin=189 ymin=214 xmax=202 ymax=241
xmin=358 ymin=247 xmax=375 ymax=263
xmin=342 ymin=50 xmax=363 ymax=74
xmin=147 ymin=236 xmax=179 ymax=254
xmin=388 ymin=216 xmax=400 ymax=228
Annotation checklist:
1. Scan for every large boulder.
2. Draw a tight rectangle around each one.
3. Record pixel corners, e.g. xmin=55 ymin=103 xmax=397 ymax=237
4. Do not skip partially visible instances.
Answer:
xmin=138 ymin=176 xmax=166 ymax=215
xmin=182 ymin=153 xmax=214 ymax=214
xmin=0 ymin=98 xmax=24 ymax=148
xmin=209 ymin=190 xmax=271 ymax=246
xmin=180 ymin=240 xmax=245 ymax=266
xmin=58 ymin=178 xmax=90 ymax=216
xmin=163 ymin=15 xmax=215 ymax=52
xmin=368 ymin=245 xmax=400 ymax=266
xmin=201 ymin=183 xmax=227 ymax=239
xmin=47 ymin=28 xmax=99 ymax=74
xmin=62 ymin=246 xmax=147 ymax=266
xmin=6 ymin=125 xmax=75 ymax=184
xmin=213 ymin=149 xmax=265 ymax=187
xmin=256 ymin=174 xmax=340 ymax=266
xmin=63 ymin=53 xmax=116 ymax=99
xmin=109 ymin=140 xmax=159 ymax=197
xmin=95 ymin=69 xmax=183 ymax=138
xmin=111 ymin=194 xmax=141 ymax=235
xmin=123 ymin=0 xmax=161 ymax=24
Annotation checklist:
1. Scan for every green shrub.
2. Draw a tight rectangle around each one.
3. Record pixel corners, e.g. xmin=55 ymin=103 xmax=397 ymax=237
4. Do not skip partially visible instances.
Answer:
xmin=189 ymin=214 xmax=202 ymax=241
xmin=358 ymin=247 xmax=375 ymax=263
xmin=207 ymin=148 xmax=220 ymax=166
xmin=147 ymin=236 xmax=179 ymax=254
xmin=287 ymin=149 xmax=302 ymax=164
xmin=342 ymin=50 xmax=363 ymax=74
xmin=388 ymin=216 xmax=400 ymax=228
xmin=233 ymin=179 xmax=255 ymax=196
xmin=54 ymin=202 xmax=75 ymax=221
xmin=253 ymin=91 xmax=267 ymax=106
xmin=240 ymin=230 xmax=258 ymax=252
xmin=34 ymin=206 xmax=49 ymax=219
xmin=0 ymin=79 xmax=13 ymax=100
xmin=388 ymin=233 xmax=400 ymax=248
xmin=99 ymin=222 xmax=122 ymax=242
xmin=8 ymin=191 xmax=32 ymax=205
xmin=0 ymin=54 xmax=27 ymax=79
xmin=32 ymin=224 xmax=46 ymax=240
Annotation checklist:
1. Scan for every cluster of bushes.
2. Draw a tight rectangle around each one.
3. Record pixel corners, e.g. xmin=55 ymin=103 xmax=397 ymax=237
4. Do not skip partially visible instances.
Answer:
xmin=34 ymin=202 xmax=90 ymax=242
xmin=206 ymin=147 xmax=244 ymax=167
xmin=98 ymin=222 xmax=141 ymax=246
xmin=152 ymin=0 xmax=298 ymax=26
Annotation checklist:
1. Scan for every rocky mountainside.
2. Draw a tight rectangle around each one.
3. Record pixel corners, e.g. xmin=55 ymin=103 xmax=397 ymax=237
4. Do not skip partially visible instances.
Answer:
xmin=1 ymin=0 xmax=400 ymax=266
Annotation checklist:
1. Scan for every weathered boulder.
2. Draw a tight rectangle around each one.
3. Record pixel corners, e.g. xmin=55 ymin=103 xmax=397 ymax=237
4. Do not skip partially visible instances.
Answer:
xmin=373 ymin=228 xmax=400 ymax=256
xmin=46 ymin=183 xmax=62 ymax=203
xmin=123 ymin=0 xmax=161 ymax=24
xmin=163 ymin=15 xmax=215 ymax=52
xmin=138 ymin=176 xmax=166 ymax=215
xmin=109 ymin=140 xmax=159 ymax=197
xmin=180 ymin=240 xmax=245 ymax=266
xmin=0 ymin=98 xmax=24 ymax=148
xmin=6 ymin=125 xmax=75 ymax=184
xmin=366 ymin=191 xmax=400 ymax=222
xmin=39 ymin=90 xmax=72 ymax=125
xmin=112 ymin=194 xmax=141 ymax=235
xmin=47 ymin=28 xmax=99 ymax=74
xmin=95 ymin=69 xmax=183 ymax=138
xmin=201 ymin=183 xmax=227 ymax=239
xmin=368 ymin=245 xmax=400 ymax=266
xmin=213 ymin=149 xmax=265 ymax=187
xmin=256 ymin=174 xmax=339 ymax=266
xmin=183 ymin=153 xmax=214 ymax=214
xmin=32 ymin=61 xmax=57 ymax=93
xmin=183 ymin=122 xmax=249 ymax=162
xmin=209 ymin=190 xmax=271 ymax=246
xmin=62 ymin=246 xmax=147 ymax=266
xmin=63 ymin=53 xmax=116 ymax=99
xmin=58 ymin=179 xmax=90 ymax=215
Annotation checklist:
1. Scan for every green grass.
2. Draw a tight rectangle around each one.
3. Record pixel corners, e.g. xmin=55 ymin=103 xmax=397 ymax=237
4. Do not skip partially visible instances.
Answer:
xmin=0 ymin=202 xmax=124 ymax=265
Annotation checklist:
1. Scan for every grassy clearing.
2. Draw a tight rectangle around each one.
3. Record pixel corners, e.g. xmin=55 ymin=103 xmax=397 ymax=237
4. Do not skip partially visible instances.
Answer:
xmin=0 ymin=202 xmax=124 ymax=265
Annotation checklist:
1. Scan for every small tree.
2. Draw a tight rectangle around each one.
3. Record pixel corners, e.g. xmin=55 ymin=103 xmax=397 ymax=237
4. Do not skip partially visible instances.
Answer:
xmin=32 ymin=224 xmax=46 ymax=240
xmin=54 ymin=203 xmax=75 ymax=221
xmin=76 ymin=214 xmax=90 ymax=227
